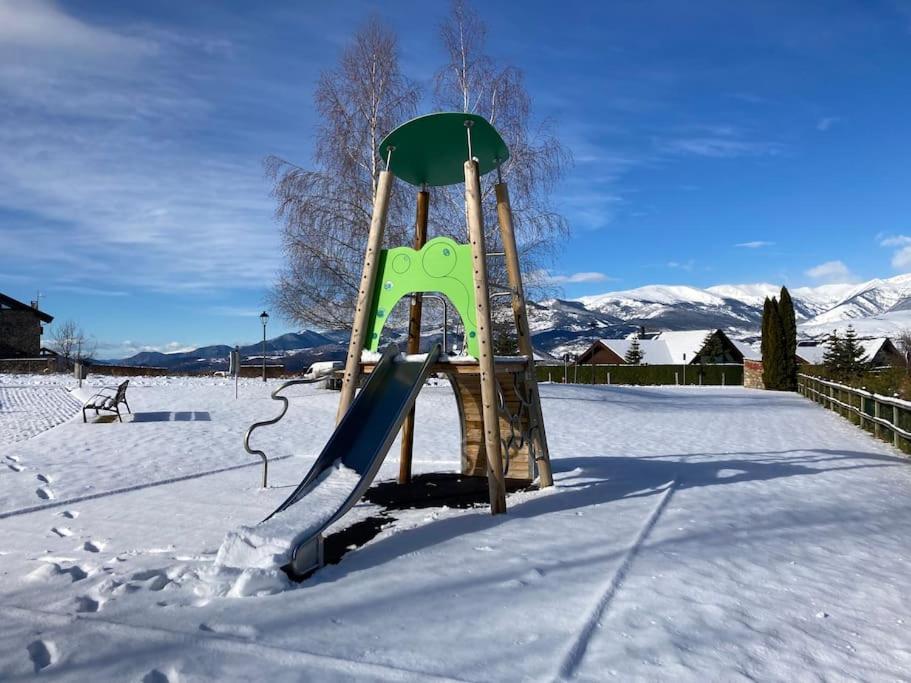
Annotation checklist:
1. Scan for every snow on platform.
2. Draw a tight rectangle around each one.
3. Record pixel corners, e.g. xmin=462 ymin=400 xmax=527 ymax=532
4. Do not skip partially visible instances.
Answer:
xmin=0 ymin=375 xmax=910 ymax=681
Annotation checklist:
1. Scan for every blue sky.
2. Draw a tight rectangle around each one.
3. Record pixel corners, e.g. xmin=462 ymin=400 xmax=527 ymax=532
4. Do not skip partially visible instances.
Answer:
xmin=2 ymin=0 xmax=910 ymax=357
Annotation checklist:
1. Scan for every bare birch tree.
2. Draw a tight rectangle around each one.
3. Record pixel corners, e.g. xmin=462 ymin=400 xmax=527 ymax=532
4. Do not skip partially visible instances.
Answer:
xmin=432 ymin=0 xmax=571 ymax=285
xmin=433 ymin=0 xmax=571 ymax=348
xmin=266 ymin=18 xmax=420 ymax=329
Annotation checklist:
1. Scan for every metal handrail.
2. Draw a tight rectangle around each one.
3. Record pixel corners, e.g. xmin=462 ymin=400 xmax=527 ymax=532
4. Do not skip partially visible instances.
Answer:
xmin=244 ymin=376 xmax=328 ymax=488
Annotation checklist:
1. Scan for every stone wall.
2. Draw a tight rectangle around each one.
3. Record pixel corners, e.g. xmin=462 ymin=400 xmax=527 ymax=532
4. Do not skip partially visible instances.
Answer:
xmin=0 ymin=309 xmax=43 ymax=357
xmin=743 ymin=359 xmax=764 ymax=389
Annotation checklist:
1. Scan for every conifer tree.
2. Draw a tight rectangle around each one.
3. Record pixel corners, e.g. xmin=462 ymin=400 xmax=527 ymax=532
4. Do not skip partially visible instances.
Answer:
xmin=624 ymin=337 xmax=644 ymax=364
xmin=841 ymin=325 xmax=867 ymax=377
xmin=778 ymin=286 xmax=798 ymax=390
xmin=822 ymin=330 xmax=843 ymax=373
xmin=761 ymin=297 xmax=771 ymax=361
xmin=700 ymin=331 xmax=727 ymax=362
xmin=762 ymin=297 xmax=786 ymax=389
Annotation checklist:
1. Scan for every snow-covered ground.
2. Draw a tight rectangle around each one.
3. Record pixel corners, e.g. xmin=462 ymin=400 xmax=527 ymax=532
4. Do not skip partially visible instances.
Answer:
xmin=1 ymin=374 xmax=910 ymax=681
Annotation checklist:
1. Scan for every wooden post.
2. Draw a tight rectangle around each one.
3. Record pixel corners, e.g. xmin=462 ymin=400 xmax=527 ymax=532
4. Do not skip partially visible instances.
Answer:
xmin=465 ymin=160 xmax=507 ymax=514
xmin=337 ymin=170 xmax=395 ymax=423
xmin=874 ymin=399 xmax=881 ymax=440
xmin=495 ymin=181 xmax=554 ymax=488
xmin=398 ymin=188 xmax=429 ymax=484
xmin=894 ymin=404 xmax=900 ymax=448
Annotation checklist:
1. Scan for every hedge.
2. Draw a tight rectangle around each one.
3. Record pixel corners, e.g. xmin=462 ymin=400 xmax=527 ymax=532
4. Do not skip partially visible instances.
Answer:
xmin=536 ymin=364 xmax=743 ymax=386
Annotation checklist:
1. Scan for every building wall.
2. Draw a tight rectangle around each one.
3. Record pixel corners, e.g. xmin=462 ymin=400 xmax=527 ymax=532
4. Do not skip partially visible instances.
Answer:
xmin=743 ymin=359 xmax=764 ymax=389
xmin=0 ymin=309 xmax=43 ymax=357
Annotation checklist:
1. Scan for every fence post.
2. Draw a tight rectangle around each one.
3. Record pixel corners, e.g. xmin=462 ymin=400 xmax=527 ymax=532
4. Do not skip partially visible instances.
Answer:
xmin=722 ymin=371 xmax=725 ymax=387
xmin=607 ymin=372 xmax=611 ymax=385
xmin=675 ymin=372 xmax=679 ymax=385
xmin=894 ymin=404 xmax=901 ymax=448
xmin=874 ymin=399 xmax=881 ymax=439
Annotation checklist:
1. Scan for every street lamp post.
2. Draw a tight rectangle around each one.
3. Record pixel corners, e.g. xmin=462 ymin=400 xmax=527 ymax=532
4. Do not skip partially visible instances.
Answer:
xmin=260 ymin=311 xmax=269 ymax=382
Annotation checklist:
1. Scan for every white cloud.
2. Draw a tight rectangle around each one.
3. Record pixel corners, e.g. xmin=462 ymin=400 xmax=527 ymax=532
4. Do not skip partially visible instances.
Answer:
xmin=816 ymin=117 xmax=839 ymax=132
xmin=878 ymin=234 xmax=911 ymax=269
xmin=664 ymin=138 xmax=784 ymax=158
xmin=0 ymin=1 xmax=280 ymax=295
xmin=805 ymin=260 xmax=853 ymax=282
xmin=667 ymin=260 xmax=695 ymax=271
xmin=539 ymin=271 xmax=612 ymax=284
xmin=208 ymin=306 xmax=267 ymax=318
xmin=735 ymin=241 xmax=775 ymax=249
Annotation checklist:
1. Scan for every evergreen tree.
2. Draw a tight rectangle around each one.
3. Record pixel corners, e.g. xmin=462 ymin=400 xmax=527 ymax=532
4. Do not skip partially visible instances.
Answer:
xmin=778 ymin=286 xmax=798 ymax=390
xmin=699 ymin=331 xmax=727 ymax=362
xmin=822 ymin=330 xmax=843 ymax=373
xmin=762 ymin=297 xmax=787 ymax=389
xmin=624 ymin=337 xmax=644 ymax=364
xmin=760 ymin=297 xmax=771 ymax=369
xmin=841 ymin=325 xmax=867 ymax=377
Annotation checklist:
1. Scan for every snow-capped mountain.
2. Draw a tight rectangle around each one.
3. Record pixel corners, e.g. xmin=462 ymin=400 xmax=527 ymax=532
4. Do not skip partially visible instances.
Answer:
xmin=529 ymin=273 xmax=911 ymax=355
xmin=102 ymin=274 xmax=911 ymax=370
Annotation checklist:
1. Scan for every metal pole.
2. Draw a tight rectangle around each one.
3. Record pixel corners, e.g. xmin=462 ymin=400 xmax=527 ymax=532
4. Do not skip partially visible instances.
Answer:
xmin=262 ymin=324 xmax=267 ymax=382
xmin=235 ymin=346 xmax=239 ymax=399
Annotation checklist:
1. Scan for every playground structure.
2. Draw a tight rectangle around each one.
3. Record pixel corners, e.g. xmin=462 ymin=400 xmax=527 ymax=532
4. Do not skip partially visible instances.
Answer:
xmin=248 ymin=112 xmax=553 ymax=576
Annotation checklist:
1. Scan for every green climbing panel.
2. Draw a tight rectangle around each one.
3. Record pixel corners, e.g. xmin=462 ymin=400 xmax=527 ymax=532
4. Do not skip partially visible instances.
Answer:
xmin=366 ymin=236 xmax=480 ymax=358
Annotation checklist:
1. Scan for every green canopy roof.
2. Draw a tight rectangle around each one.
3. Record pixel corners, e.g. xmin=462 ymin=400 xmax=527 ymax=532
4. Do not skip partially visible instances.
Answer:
xmin=378 ymin=112 xmax=509 ymax=187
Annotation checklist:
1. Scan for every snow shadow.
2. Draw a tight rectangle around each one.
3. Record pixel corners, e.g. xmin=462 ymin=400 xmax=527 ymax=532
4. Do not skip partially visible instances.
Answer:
xmin=540 ymin=385 xmax=799 ymax=411
xmin=309 ymin=447 xmax=903 ymax=584
xmin=129 ymin=412 xmax=211 ymax=423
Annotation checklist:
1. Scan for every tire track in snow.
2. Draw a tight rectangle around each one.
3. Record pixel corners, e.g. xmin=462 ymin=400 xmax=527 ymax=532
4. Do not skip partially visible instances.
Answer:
xmin=0 ymin=456 xmax=295 ymax=520
xmin=557 ymin=479 xmax=678 ymax=680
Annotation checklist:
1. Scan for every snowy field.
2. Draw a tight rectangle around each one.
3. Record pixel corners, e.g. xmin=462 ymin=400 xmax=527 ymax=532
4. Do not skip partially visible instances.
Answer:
xmin=1 ymin=374 xmax=910 ymax=681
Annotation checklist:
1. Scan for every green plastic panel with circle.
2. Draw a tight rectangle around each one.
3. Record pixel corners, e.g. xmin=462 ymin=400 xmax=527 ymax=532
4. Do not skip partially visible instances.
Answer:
xmin=378 ymin=112 xmax=509 ymax=187
xmin=366 ymin=236 xmax=479 ymax=358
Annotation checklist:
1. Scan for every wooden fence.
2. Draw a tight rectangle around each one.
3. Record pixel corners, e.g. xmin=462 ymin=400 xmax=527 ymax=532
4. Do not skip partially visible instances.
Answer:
xmin=798 ymin=373 xmax=911 ymax=454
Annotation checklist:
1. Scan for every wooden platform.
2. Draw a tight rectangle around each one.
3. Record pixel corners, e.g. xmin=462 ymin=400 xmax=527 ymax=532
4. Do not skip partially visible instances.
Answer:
xmin=360 ymin=357 xmax=537 ymax=483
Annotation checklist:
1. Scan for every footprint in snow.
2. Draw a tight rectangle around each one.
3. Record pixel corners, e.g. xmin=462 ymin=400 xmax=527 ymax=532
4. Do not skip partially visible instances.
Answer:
xmin=5 ymin=455 xmax=20 ymax=462
xmin=130 ymin=569 xmax=171 ymax=591
xmin=35 ymin=486 xmax=54 ymax=500
xmin=199 ymin=622 xmax=258 ymax=639
xmin=36 ymin=473 xmax=53 ymax=484
xmin=50 ymin=527 xmax=73 ymax=537
xmin=74 ymin=595 xmax=102 ymax=613
xmin=25 ymin=562 xmax=88 ymax=583
xmin=5 ymin=463 xmax=24 ymax=472
xmin=83 ymin=540 xmax=104 ymax=553
xmin=143 ymin=668 xmax=177 ymax=683
xmin=60 ymin=510 xmax=79 ymax=519
xmin=26 ymin=639 xmax=58 ymax=673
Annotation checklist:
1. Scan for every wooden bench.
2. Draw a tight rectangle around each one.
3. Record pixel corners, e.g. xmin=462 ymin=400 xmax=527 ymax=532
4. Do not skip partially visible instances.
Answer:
xmin=82 ymin=379 xmax=131 ymax=423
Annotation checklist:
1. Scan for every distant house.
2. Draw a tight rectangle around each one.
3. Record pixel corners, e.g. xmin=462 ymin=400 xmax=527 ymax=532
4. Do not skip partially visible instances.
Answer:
xmin=576 ymin=329 xmax=744 ymax=366
xmin=796 ymin=338 xmax=902 ymax=366
xmin=0 ymin=293 xmax=54 ymax=358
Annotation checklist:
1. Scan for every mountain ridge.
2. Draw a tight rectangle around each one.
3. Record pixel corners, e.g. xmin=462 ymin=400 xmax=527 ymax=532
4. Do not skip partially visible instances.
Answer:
xmin=98 ymin=273 xmax=911 ymax=370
